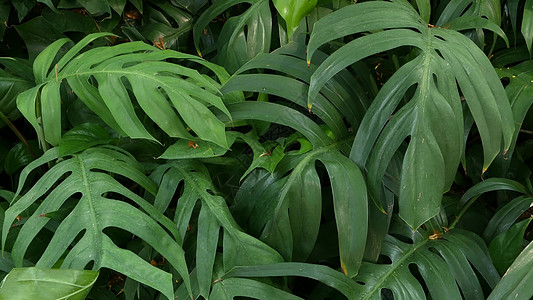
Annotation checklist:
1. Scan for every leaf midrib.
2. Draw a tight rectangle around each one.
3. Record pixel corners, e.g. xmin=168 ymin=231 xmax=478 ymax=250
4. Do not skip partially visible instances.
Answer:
xmin=77 ymin=155 xmax=101 ymax=266
xmin=364 ymin=237 xmax=430 ymax=299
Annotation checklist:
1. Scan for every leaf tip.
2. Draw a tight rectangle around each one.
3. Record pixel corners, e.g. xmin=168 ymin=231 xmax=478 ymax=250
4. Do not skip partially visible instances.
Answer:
xmin=306 ymin=60 xmax=311 ymax=68
xmin=340 ymin=260 xmax=347 ymax=275
xmin=197 ymin=50 xmax=202 ymax=58
xmin=502 ymin=149 xmax=509 ymax=160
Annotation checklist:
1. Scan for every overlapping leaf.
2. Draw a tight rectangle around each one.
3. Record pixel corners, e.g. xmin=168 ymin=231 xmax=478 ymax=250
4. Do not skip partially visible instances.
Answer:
xmin=0 ymin=267 xmax=98 ymax=300
xmin=351 ymin=226 xmax=500 ymax=300
xmin=15 ymin=32 xmax=230 ymax=148
xmin=307 ymin=0 xmax=514 ymax=229
xmin=230 ymin=135 xmax=367 ymax=277
xmin=193 ymin=0 xmax=272 ymax=73
xmin=436 ymin=0 xmax=502 ymax=47
xmin=487 ymin=239 xmax=533 ymax=300
xmin=222 ymin=40 xmax=369 ymax=137
xmin=1 ymin=147 xmax=191 ymax=299
xmin=492 ymin=61 xmax=533 ymax=173
xmin=0 ymin=58 xmax=33 ymax=124
xmin=150 ymin=160 xmax=283 ymax=299
xmin=219 ymin=224 xmax=501 ymax=300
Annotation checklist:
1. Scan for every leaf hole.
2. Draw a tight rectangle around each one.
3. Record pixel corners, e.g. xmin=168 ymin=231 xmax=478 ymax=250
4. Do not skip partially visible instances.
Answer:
xmin=380 ymin=288 xmax=394 ymax=299
xmin=408 ymin=263 xmax=429 ymax=294
xmin=500 ymin=77 xmax=510 ymax=88
xmin=378 ymin=254 xmax=392 ymax=265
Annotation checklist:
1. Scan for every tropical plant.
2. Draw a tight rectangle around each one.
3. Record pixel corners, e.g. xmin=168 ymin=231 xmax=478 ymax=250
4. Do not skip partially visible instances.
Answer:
xmin=0 ymin=0 xmax=533 ymax=299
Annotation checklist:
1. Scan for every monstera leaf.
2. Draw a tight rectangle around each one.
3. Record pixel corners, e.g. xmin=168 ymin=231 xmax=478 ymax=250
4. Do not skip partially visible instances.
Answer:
xmin=307 ymin=0 xmax=514 ymax=229
xmin=193 ymin=0 xmax=272 ymax=73
xmin=1 ymin=147 xmax=191 ymax=299
xmin=218 ymin=221 xmax=500 ymax=300
xmin=150 ymin=160 xmax=283 ymax=299
xmin=219 ymin=43 xmax=369 ymax=277
xmin=11 ymin=32 xmax=230 ymax=149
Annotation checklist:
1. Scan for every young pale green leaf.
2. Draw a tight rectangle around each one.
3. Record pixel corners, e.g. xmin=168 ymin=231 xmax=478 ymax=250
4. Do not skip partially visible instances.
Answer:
xmin=1 ymin=147 xmax=191 ymax=299
xmin=489 ymin=218 xmax=532 ymax=275
xmin=487 ymin=240 xmax=533 ymax=300
xmin=0 ymin=267 xmax=98 ymax=300
xmin=273 ymin=0 xmax=317 ymax=38
xmin=40 ymin=81 xmax=61 ymax=146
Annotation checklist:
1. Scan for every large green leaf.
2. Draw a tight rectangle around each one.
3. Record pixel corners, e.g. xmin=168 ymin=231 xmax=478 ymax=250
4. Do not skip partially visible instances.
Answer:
xmin=489 ymin=218 xmax=531 ymax=275
xmin=222 ymin=262 xmax=359 ymax=299
xmin=151 ymin=160 xmax=283 ymax=299
xmin=16 ymin=32 xmax=230 ymax=148
xmin=0 ymin=267 xmax=98 ymax=300
xmin=220 ymin=224 xmax=501 ymax=300
xmin=1 ymin=147 xmax=191 ymax=299
xmin=487 ymin=240 xmax=533 ymax=300
xmin=492 ymin=61 xmax=533 ymax=174
xmin=233 ymin=143 xmax=367 ymax=277
xmin=354 ymin=223 xmax=500 ymax=300
xmin=307 ymin=0 xmax=514 ymax=229
xmin=222 ymin=39 xmax=369 ymax=138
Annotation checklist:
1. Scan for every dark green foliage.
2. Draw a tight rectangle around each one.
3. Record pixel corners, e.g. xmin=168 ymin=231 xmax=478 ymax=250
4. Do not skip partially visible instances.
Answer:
xmin=0 ymin=0 xmax=533 ymax=299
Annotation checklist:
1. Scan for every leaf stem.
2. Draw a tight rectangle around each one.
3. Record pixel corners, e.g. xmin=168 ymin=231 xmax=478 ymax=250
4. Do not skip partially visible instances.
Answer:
xmin=0 ymin=111 xmax=37 ymax=159
xmin=449 ymin=196 xmax=479 ymax=230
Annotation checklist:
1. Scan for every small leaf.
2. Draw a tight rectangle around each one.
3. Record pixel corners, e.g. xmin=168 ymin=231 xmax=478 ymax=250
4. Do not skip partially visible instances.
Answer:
xmin=59 ymin=123 xmax=112 ymax=157
xmin=522 ymin=0 xmax=533 ymax=55
xmin=273 ymin=0 xmax=318 ymax=38
xmin=489 ymin=218 xmax=532 ymax=275
xmin=4 ymin=141 xmax=39 ymax=176
xmin=0 ymin=267 xmax=99 ymax=300
xmin=159 ymin=133 xmax=237 ymax=159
